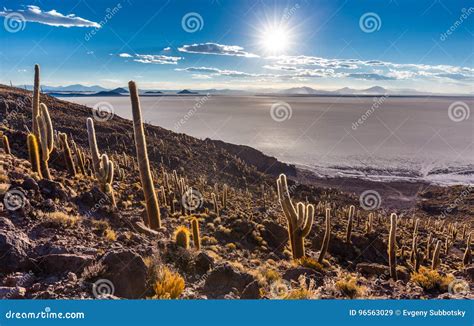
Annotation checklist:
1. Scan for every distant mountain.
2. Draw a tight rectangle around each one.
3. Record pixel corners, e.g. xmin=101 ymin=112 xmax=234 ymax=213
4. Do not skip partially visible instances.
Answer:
xmin=34 ymin=84 xmax=108 ymax=93
xmin=111 ymin=87 xmax=128 ymax=94
xmin=144 ymin=90 xmax=163 ymax=94
xmin=177 ymin=89 xmax=198 ymax=95
xmin=334 ymin=86 xmax=388 ymax=95
xmin=279 ymin=86 xmax=331 ymax=95
xmin=93 ymin=90 xmax=124 ymax=96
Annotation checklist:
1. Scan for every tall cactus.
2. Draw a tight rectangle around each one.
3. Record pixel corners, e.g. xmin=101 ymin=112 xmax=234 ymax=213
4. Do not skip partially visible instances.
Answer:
xmin=27 ymin=133 xmax=42 ymax=178
xmin=129 ymin=81 xmax=161 ymax=230
xmin=211 ymin=192 xmax=219 ymax=216
xmin=32 ymin=64 xmax=40 ymax=138
xmin=36 ymin=103 xmax=53 ymax=179
xmin=222 ymin=183 xmax=228 ymax=209
xmin=86 ymin=118 xmax=101 ymax=175
xmin=191 ymin=217 xmax=201 ymax=250
xmin=463 ymin=233 xmax=472 ymax=267
xmin=318 ymin=208 xmax=331 ymax=263
xmin=58 ymin=132 xmax=76 ymax=176
xmin=2 ymin=135 xmax=10 ymax=155
xmin=97 ymin=154 xmax=116 ymax=208
xmin=276 ymin=174 xmax=314 ymax=259
xmin=346 ymin=205 xmax=355 ymax=243
xmin=431 ymin=240 xmax=441 ymax=270
xmin=388 ymin=213 xmax=397 ymax=280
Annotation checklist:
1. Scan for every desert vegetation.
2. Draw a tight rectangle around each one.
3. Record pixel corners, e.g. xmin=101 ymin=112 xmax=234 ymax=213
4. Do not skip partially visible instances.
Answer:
xmin=0 ymin=65 xmax=472 ymax=299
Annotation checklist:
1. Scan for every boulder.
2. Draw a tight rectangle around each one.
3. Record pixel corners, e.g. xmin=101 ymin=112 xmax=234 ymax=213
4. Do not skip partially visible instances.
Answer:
xmin=203 ymin=264 xmax=255 ymax=298
xmin=0 ymin=219 xmax=32 ymax=272
xmin=37 ymin=253 xmax=94 ymax=274
xmin=99 ymin=250 xmax=148 ymax=299
xmin=261 ymin=221 xmax=288 ymax=251
xmin=38 ymin=179 xmax=68 ymax=201
xmin=283 ymin=267 xmax=324 ymax=287
xmin=195 ymin=252 xmax=215 ymax=275
xmin=240 ymin=280 xmax=261 ymax=299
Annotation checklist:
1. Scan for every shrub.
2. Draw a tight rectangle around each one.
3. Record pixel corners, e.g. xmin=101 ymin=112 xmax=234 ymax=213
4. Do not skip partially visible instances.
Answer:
xmin=153 ymin=267 xmax=185 ymax=299
xmin=410 ymin=267 xmax=454 ymax=292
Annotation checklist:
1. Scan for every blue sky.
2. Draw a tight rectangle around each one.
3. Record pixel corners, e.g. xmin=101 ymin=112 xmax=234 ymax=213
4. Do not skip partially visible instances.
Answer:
xmin=0 ymin=0 xmax=473 ymax=93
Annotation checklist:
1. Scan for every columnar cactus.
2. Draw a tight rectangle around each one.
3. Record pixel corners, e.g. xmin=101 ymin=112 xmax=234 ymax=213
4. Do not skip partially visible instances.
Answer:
xmin=276 ymin=174 xmax=314 ymax=259
xmin=86 ymin=118 xmax=101 ymax=175
xmin=222 ymin=183 xmax=228 ymax=209
xmin=318 ymin=208 xmax=331 ymax=263
xmin=36 ymin=103 xmax=53 ymax=179
xmin=366 ymin=213 xmax=373 ymax=233
xmin=32 ymin=64 xmax=40 ymax=138
xmin=191 ymin=217 xmax=201 ymax=250
xmin=211 ymin=192 xmax=219 ymax=216
xmin=58 ymin=132 xmax=76 ymax=176
xmin=129 ymin=81 xmax=161 ymax=230
xmin=27 ymin=133 xmax=41 ymax=178
xmin=2 ymin=135 xmax=10 ymax=155
xmin=346 ymin=205 xmax=355 ymax=243
xmin=97 ymin=154 xmax=116 ymax=208
xmin=463 ymin=233 xmax=472 ymax=267
xmin=175 ymin=226 xmax=190 ymax=249
xmin=71 ymin=139 xmax=86 ymax=175
xmin=431 ymin=240 xmax=441 ymax=270
xmin=388 ymin=213 xmax=397 ymax=280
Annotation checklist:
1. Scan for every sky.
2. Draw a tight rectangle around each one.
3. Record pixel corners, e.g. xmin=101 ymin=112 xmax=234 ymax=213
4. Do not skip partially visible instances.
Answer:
xmin=0 ymin=0 xmax=473 ymax=93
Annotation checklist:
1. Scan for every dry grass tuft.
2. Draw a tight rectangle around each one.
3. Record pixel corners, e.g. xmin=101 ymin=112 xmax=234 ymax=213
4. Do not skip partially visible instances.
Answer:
xmin=335 ymin=275 xmax=364 ymax=298
xmin=410 ymin=267 xmax=454 ymax=292
xmin=40 ymin=211 xmax=79 ymax=228
xmin=153 ymin=266 xmax=185 ymax=299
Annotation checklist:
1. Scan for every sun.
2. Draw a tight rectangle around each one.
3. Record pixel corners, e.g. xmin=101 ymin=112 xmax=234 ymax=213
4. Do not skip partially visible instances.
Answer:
xmin=260 ymin=25 xmax=291 ymax=55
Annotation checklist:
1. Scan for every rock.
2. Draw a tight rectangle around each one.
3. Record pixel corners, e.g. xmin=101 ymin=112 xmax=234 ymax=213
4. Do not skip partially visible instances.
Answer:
xmin=21 ymin=177 xmax=39 ymax=192
xmin=67 ymin=272 xmax=78 ymax=282
xmin=37 ymin=254 xmax=94 ymax=275
xmin=203 ymin=264 xmax=255 ymax=298
xmin=195 ymin=252 xmax=215 ymax=274
xmin=261 ymin=221 xmax=288 ymax=251
xmin=283 ymin=267 xmax=324 ymax=287
xmin=99 ymin=250 xmax=148 ymax=299
xmin=240 ymin=280 xmax=261 ymax=299
xmin=356 ymin=263 xmax=409 ymax=282
xmin=76 ymin=186 xmax=111 ymax=212
xmin=0 ymin=286 xmax=26 ymax=299
xmin=0 ymin=220 xmax=32 ymax=272
xmin=38 ymin=179 xmax=68 ymax=201
xmin=133 ymin=221 xmax=159 ymax=237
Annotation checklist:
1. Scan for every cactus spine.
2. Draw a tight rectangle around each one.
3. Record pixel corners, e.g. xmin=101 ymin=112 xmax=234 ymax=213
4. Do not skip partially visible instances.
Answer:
xmin=36 ymin=103 xmax=53 ymax=179
xmin=318 ymin=208 xmax=331 ymax=263
xmin=191 ymin=217 xmax=201 ymax=250
xmin=388 ymin=213 xmax=397 ymax=280
xmin=58 ymin=132 xmax=76 ymax=176
xmin=431 ymin=240 xmax=441 ymax=270
xmin=129 ymin=81 xmax=161 ymax=230
xmin=2 ymin=135 xmax=10 ymax=155
xmin=27 ymin=133 xmax=42 ymax=178
xmin=276 ymin=174 xmax=314 ymax=259
xmin=346 ymin=205 xmax=354 ymax=243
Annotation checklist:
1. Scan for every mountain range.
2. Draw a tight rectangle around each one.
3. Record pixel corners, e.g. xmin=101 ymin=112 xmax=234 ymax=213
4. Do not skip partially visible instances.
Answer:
xmin=14 ymin=84 xmax=471 ymax=96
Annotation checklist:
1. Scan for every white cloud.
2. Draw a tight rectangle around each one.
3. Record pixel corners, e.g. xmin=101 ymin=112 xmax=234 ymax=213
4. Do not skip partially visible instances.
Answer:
xmin=163 ymin=47 xmax=171 ymax=51
xmin=118 ymin=53 xmax=182 ymax=64
xmin=0 ymin=5 xmax=101 ymax=28
xmin=178 ymin=43 xmax=259 ymax=58
xmin=134 ymin=54 xmax=182 ymax=65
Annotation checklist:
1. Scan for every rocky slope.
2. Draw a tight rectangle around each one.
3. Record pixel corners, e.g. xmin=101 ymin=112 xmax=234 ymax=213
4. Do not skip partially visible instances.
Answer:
xmin=0 ymin=85 xmax=472 ymax=299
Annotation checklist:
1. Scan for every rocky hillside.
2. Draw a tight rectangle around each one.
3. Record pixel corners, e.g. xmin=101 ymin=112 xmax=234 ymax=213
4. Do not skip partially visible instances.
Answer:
xmin=0 ymin=84 xmax=472 ymax=300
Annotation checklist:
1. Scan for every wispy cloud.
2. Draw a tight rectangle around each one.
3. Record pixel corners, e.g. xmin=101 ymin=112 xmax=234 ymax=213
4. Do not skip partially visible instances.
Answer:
xmin=178 ymin=43 xmax=259 ymax=58
xmin=118 ymin=53 xmax=182 ymax=65
xmin=0 ymin=5 xmax=101 ymax=28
